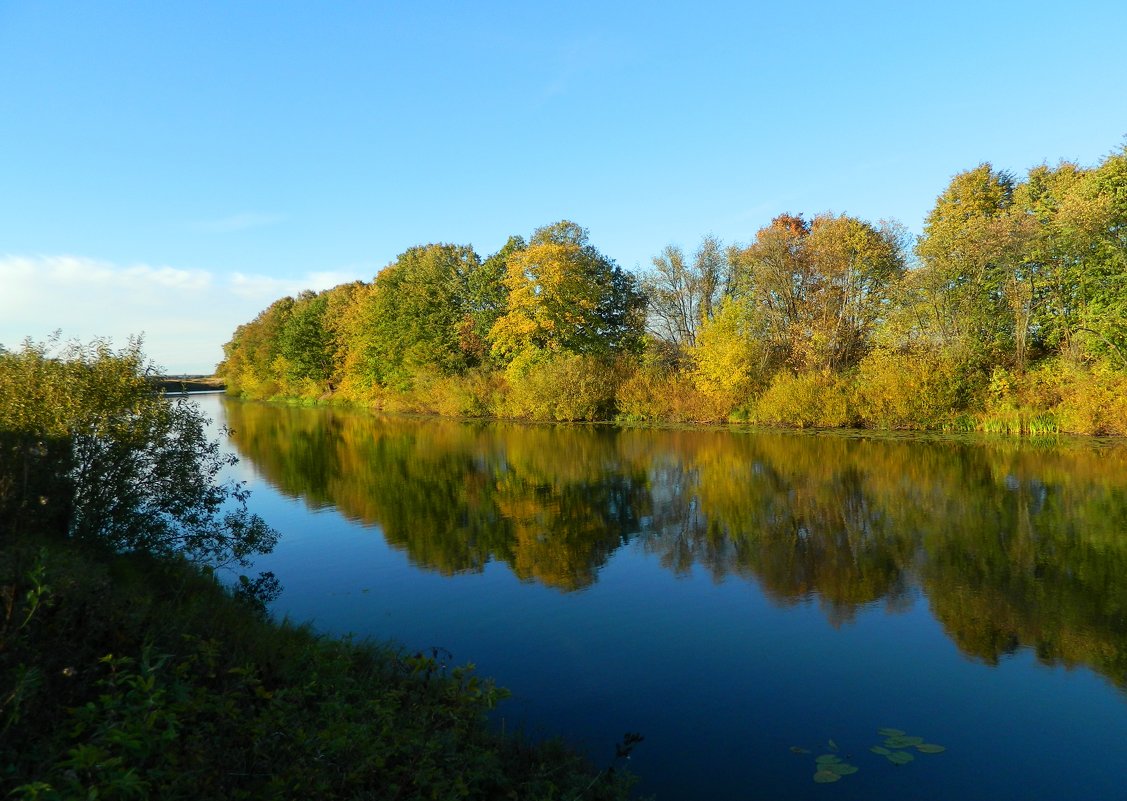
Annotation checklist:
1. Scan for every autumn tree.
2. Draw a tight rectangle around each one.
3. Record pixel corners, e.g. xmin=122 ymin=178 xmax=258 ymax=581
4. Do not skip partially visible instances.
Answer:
xmin=218 ymin=295 xmax=294 ymax=397
xmin=459 ymin=236 xmax=525 ymax=363
xmin=729 ymin=213 xmax=904 ymax=372
xmin=489 ymin=221 xmax=645 ymax=361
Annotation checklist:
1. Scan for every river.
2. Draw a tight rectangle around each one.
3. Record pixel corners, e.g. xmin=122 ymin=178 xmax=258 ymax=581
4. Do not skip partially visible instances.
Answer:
xmin=198 ymin=393 xmax=1127 ymax=800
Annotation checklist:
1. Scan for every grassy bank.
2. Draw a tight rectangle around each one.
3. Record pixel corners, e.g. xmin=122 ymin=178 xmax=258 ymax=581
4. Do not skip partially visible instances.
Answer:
xmin=1 ymin=535 xmax=635 ymax=800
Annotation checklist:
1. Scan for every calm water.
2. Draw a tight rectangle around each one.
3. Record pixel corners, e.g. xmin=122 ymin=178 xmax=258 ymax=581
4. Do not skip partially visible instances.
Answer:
xmin=199 ymin=394 xmax=1127 ymax=800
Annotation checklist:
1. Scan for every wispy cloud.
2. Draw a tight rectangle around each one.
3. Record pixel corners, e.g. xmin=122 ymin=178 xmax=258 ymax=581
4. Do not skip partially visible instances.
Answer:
xmin=191 ymin=212 xmax=286 ymax=233
xmin=228 ymin=270 xmax=360 ymax=301
xmin=0 ymin=255 xmax=363 ymax=373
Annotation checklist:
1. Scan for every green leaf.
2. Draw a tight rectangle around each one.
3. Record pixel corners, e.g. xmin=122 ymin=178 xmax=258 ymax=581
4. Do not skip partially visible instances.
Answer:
xmin=815 ymin=754 xmax=841 ymax=764
xmin=916 ymin=743 xmax=947 ymax=753
xmin=885 ymin=735 xmax=915 ymax=748
xmin=886 ymin=750 xmax=915 ymax=765
xmin=827 ymin=762 xmax=859 ymax=776
xmin=813 ymin=770 xmax=841 ymax=783
xmin=870 ymin=746 xmax=891 ymax=755
xmin=878 ymin=727 xmax=905 ymax=736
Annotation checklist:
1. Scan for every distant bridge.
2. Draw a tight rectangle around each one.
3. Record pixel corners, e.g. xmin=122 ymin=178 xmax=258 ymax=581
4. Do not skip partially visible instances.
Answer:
xmin=153 ymin=375 xmax=226 ymax=393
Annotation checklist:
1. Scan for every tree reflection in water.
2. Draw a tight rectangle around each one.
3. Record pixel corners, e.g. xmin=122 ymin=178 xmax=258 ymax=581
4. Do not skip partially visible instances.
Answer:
xmin=223 ymin=398 xmax=1127 ymax=689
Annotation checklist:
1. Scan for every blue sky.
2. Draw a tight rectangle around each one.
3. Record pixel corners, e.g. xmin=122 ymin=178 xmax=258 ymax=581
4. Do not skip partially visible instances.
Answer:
xmin=2 ymin=0 xmax=1125 ymax=372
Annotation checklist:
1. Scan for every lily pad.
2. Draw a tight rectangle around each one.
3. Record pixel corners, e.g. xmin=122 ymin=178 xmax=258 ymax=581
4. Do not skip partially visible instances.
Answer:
xmin=884 ymin=735 xmax=916 ymax=748
xmin=815 ymin=754 xmax=842 ymax=764
xmin=870 ymin=745 xmax=891 ymax=755
xmin=878 ymin=727 xmax=905 ymax=737
xmin=916 ymin=743 xmax=947 ymax=754
xmin=789 ymin=746 xmax=811 ymax=754
xmin=827 ymin=762 xmax=859 ymax=776
xmin=886 ymin=750 xmax=915 ymax=765
xmin=813 ymin=770 xmax=841 ymax=783
xmin=899 ymin=736 xmax=924 ymax=746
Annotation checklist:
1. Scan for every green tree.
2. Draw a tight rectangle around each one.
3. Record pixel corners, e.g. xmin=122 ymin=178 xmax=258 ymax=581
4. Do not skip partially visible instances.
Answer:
xmin=1011 ymin=162 xmax=1086 ymax=359
xmin=352 ymin=243 xmax=485 ymax=390
xmin=277 ymin=289 xmax=334 ymax=387
xmin=915 ymin=164 xmax=1027 ymax=366
xmin=1054 ymin=147 xmax=1127 ymax=365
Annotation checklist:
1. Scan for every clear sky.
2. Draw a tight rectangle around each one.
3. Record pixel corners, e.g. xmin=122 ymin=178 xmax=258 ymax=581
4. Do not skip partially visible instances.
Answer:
xmin=2 ymin=1 xmax=1125 ymax=373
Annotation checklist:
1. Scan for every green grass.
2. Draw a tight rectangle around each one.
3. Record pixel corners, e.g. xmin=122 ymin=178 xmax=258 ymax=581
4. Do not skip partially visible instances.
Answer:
xmin=1 ymin=536 xmax=636 ymax=801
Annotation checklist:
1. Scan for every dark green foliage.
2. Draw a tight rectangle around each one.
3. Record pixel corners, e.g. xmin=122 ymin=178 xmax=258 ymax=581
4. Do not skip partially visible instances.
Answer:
xmin=355 ymin=243 xmax=495 ymax=389
xmin=0 ymin=541 xmax=633 ymax=800
xmin=276 ymin=290 xmax=334 ymax=385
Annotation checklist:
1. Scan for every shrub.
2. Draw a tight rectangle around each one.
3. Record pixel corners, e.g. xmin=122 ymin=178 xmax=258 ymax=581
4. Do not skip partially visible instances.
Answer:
xmin=415 ymin=368 xmax=504 ymax=418
xmin=752 ymin=370 xmax=854 ymax=428
xmin=0 ymin=337 xmax=277 ymax=567
xmin=499 ymin=350 xmax=619 ymax=421
xmin=853 ymin=347 xmax=979 ymax=430
xmin=1037 ymin=359 xmax=1127 ymax=435
xmin=615 ymin=364 xmax=729 ymax=423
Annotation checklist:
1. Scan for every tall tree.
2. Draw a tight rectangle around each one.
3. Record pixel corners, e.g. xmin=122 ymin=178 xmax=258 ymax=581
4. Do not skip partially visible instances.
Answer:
xmin=729 ymin=213 xmax=904 ymax=371
xmin=802 ymin=214 xmax=906 ymax=369
xmin=277 ymin=289 xmax=334 ymax=386
xmin=1054 ymin=147 xmax=1127 ymax=365
xmin=352 ymin=243 xmax=485 ymax=390
xmin=218 ymin=295 xmax=294 ymax=396
xmin=915 ymin=164 xmax=1024 ymax=365
xmin=642 ymin=234 xmax=730 ymax=350
xmin=489 ymin=221 xmax=645 ymax=360
xmin=458 ymin=236 xmax=524 ymax=363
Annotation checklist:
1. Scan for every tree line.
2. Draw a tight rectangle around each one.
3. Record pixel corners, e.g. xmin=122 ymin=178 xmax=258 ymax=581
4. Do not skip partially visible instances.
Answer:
xmin=219 ymin=143 xmax=1127 ymax=434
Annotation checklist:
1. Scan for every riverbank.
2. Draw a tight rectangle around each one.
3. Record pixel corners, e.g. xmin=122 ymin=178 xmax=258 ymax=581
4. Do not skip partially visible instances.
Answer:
xmin=0 ymin=534 xmax=635 ymax=800
xmin=224 ymin=354 xmax=1127 ymax=438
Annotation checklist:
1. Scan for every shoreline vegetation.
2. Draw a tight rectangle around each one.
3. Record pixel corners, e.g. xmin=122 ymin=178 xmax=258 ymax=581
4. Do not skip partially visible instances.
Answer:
xmin=0 ymin=340 xmax=634 ymax=800
xmin=219 ymin=145 xmax=1127 ymax=436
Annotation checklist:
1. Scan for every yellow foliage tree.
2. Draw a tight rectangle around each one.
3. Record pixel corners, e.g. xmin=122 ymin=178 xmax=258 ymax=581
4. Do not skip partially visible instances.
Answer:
xmin=690 ymin=297 xmax=768 ymax=413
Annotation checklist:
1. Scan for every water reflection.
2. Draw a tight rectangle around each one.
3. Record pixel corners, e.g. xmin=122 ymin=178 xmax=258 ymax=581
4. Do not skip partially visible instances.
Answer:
xmin=223 ymin=398 xmax=1127 ymax=688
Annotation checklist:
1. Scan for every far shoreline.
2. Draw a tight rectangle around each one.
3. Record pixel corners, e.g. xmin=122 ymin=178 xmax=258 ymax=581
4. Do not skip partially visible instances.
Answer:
xmin=155 ymin=375 xmax=226 ymax=393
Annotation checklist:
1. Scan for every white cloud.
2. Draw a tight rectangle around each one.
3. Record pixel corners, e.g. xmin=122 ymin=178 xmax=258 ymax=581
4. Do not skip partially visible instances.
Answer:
xmin=228 ymin=270 xmax=359 ymax=302
xmin=0 ymin=255 xmax=364 ymax=374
